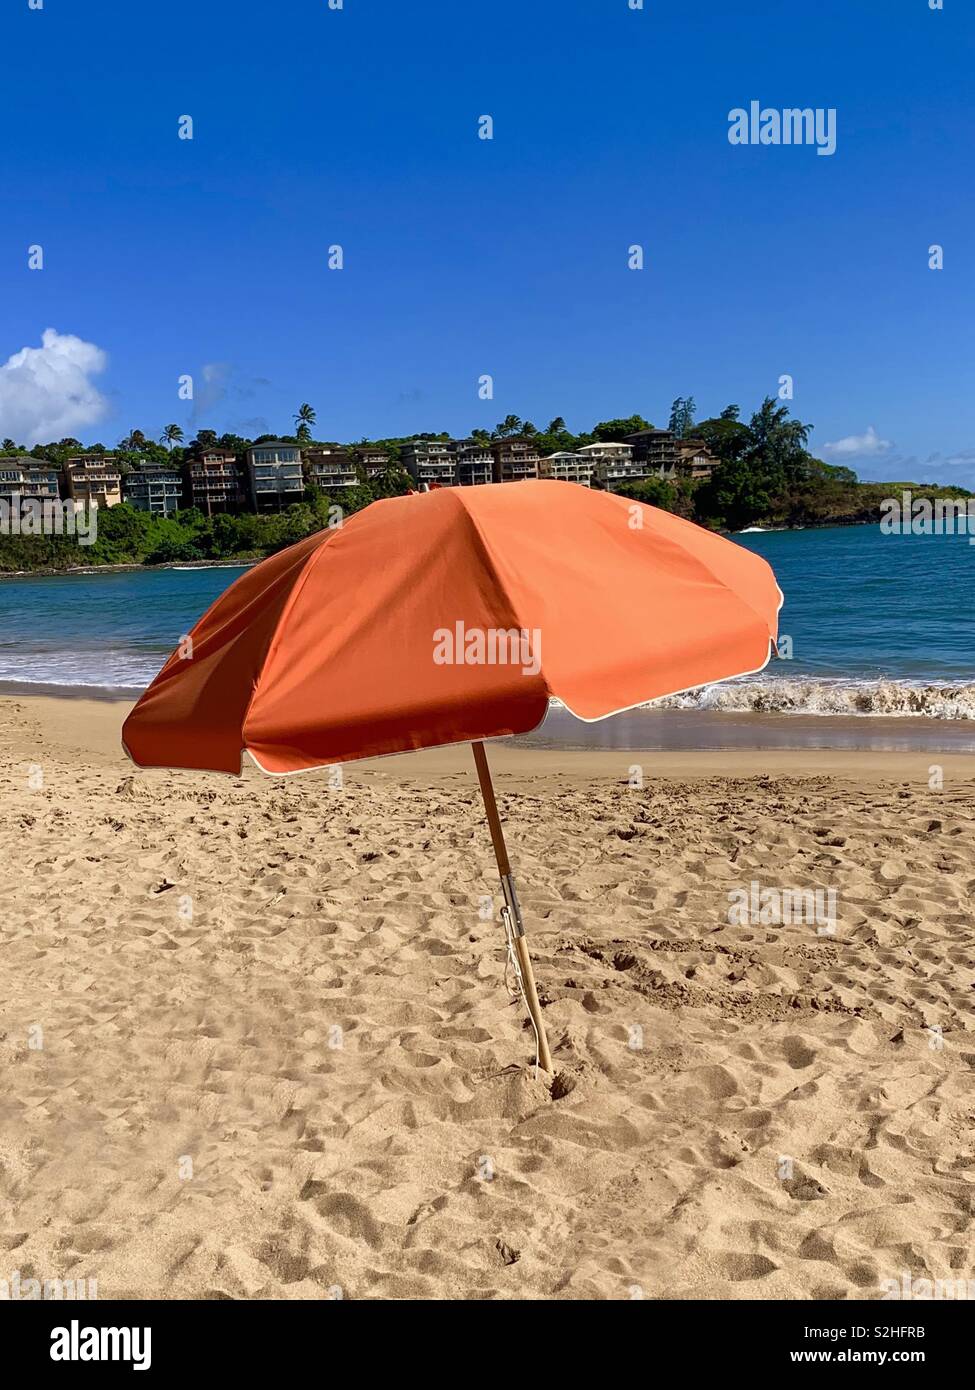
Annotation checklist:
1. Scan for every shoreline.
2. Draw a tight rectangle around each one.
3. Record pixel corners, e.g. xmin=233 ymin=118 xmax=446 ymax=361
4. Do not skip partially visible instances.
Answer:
xmin=2 ymin=689 xmax=974 ymax=756
xmin=0 ymin=557 xmax=255 ymax=581
xmin=5 ymin=693 xmax=975 ymax=775
xmin=3 ymin=685 xmax=975 ymax=751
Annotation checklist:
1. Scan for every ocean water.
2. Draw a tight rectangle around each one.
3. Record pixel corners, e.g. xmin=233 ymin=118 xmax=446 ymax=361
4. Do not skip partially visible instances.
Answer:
xmin=0 ymin=526 xmax=972 ymax=727
xmin=0 ymin=564 xmax=253 ymax=691
xmin=682 ymin=525 xmax=975 ymax=720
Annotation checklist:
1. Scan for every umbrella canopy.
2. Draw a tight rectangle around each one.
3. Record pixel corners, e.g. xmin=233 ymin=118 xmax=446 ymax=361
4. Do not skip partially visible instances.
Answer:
xmin=122 ymin=481 xmax=782 ymax=1073
xmin=122 ymin=482 xmax=781 ymax=774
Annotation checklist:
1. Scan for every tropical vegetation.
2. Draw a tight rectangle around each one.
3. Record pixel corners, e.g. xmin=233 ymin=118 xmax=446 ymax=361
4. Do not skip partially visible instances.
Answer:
xmin=0 ymin=398 xmax=969 ymax=574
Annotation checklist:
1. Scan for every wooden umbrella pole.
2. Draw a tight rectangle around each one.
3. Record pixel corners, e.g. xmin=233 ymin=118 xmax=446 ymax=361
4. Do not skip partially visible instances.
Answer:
xmin=471 ymin=741 xmax=553 ymax=1073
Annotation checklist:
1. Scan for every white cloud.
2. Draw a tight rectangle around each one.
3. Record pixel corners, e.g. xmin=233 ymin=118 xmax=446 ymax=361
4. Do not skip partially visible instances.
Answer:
xmin=823 ymin=425 xmax=893 ymax=459
xmin=0 ymin=328 xmax=109 ymax=445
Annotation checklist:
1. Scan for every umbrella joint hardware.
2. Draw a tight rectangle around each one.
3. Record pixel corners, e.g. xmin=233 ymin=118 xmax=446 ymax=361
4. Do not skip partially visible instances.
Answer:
xmin=499 ymin=872 xmax=525 ymax=939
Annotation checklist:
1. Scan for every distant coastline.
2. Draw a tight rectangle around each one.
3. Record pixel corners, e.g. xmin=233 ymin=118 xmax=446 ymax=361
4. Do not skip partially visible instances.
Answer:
xmin=0 ymin=557 xmax=256 ymax=581
xmin=4 ymin=395 xmax=970 ymax=576
xmin=0 ymin=513 xmax=922 ymax=580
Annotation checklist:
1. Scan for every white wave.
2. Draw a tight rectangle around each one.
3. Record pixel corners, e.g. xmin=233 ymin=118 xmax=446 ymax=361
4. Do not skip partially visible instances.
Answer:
xmin=649 ymin=676 xmax=975 ymax=720
xmin=0 ymin=648 xmax=162 ymax=689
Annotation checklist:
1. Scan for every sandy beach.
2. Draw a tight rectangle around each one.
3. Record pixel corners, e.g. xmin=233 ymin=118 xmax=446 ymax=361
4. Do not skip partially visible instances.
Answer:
xmin=1 ymin=694 xmax=973 ymax=1300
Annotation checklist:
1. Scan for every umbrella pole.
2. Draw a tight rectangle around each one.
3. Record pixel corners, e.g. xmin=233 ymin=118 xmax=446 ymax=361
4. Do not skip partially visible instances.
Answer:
xmin=471 ymin=741 xmax=553 ymax=1074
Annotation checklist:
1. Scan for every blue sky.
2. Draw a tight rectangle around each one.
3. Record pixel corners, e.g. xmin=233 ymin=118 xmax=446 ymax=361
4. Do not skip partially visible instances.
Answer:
xmin=2 ymin=0 xmax=972 ymax=484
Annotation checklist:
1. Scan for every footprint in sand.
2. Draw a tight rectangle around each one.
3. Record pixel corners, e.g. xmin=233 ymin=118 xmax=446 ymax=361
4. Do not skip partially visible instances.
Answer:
xmin=782 ymin=1036 xmax=817 ymax=1069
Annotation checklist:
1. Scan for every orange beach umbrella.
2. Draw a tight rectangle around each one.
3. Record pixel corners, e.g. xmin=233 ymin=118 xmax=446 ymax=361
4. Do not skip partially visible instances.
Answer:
xmin=123 ymin=481 xmax=781 ymax=1071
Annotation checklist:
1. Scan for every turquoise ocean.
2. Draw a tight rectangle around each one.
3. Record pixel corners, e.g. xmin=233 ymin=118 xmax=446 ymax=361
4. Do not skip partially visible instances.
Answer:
xmin=1 ymin=526 xmax=973 ymax=749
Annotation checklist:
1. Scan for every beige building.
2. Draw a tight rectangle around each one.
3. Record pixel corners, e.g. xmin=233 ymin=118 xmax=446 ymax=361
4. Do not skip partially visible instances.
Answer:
xmin=62 ymin=455 xmax=123 ymax=508
xmin=577 ymin=441 xmax=634 ymax=465
xmin=677 ymin=438 xmax=718 ymax=479
xmin=574 ymin=441 xmax=638 ymax=488
xmin=490 ymin=437 xmax=540 ymax=483
xmin=540 ymin=451 xmax=595 ymax=486
xmin=182 ymin=448 xmax=245 ymax=515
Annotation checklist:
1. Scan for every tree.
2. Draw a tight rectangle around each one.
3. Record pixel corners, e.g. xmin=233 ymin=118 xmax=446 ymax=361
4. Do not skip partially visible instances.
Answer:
xmin=218 ymin=433 xmax=250 ymax=455
xmin=145 ymin=535 xmax=204 ymax=565
xmin=371 ymin=463 xmax=413 ymax=500
xmin=813 ymin=459 xmax=857 ymax=486
xmin=668 ymin=397 xmax=696 ymax=439
xmin=162 ymin=424 xmax=184 ymax=451
xmin=592 ymin=415 xmax=650 ymax=442
xmin=694 ymin=398 xmax=814 ymax=529
xmin=615 ymin=477 xmax=677 ymax=511
xmin=87 ymin=501 xmax=153 ymax=560
xmin=695 ymin=456 xmax=775 ymax=530
xmin=120 ymin=429 xmax=149 ymax=451
xmin=692 ymin=410 xmax=752 ymax=465
xmin=547 ymin=417 xmax=567 ymax=436
xmin=522 ymin=421 xmax=537 ymax=436
xmin=294 ymin=403 xmax=317 ymax=441
xmin=745 ymin=397 xmax=812 ymax=490
xmin=493 ymin=415 xmax=522 ymax=439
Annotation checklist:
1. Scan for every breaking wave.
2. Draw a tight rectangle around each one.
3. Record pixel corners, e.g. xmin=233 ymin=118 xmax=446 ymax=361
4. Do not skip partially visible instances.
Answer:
xmin=651 ymin=676 xmax=975 ymax=720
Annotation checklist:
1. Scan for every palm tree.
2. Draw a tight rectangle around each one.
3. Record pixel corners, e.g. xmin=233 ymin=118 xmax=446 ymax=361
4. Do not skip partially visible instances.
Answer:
xmin=492 ymin=414 xmax=522 ymax=439
xmin=294 ymin=403 xmax=317 ymax=442
xmin=161 ymin=424 xmax=184 ymax=451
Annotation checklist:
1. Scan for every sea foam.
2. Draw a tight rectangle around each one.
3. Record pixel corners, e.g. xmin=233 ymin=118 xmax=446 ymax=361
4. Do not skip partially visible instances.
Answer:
xmin=649 ymin=677 xmax=975 ymax=720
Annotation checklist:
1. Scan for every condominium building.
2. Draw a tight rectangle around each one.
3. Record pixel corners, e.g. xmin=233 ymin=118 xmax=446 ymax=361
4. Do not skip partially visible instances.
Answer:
xmin=577 ymin=441 xmax=633 ymax=465
xmin=677 ymin=438 xmax=718 ymax=479
xmin=619 ymin=430 xmax=718 ymax=487
xmin=0 ymin=456 xmax=61 ymax=507
xmin=62 ymin=455 xmax=123 ymax=508
xmin=123 ymin=463 xmax=183 ymax=515
xmin=303 ymin=447 xmax=359 ymax=491
xmin=540 ymin=451 xmax=595 ymax=486
xmin=453 ymin=439 xmax=493 ymax=487
xmin=245 ymin=441 xmax=304 ymax=511
xmin=182 ymin=448 xmax=245 ymax=515
xmin=570 ymin=441 xmax=632 ymax=489
xmin=401 ymin=439 xmax=457 ymax=488
xmin=353 ymin=446 xmax=391 ymax=480
xmin=489 ymin=437 xmax=540 ymax=483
